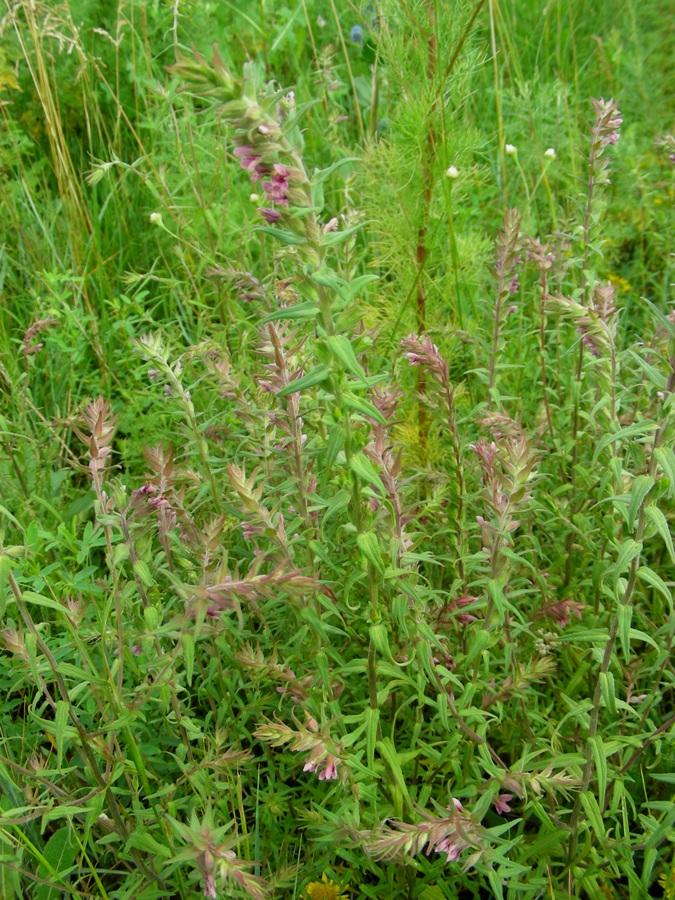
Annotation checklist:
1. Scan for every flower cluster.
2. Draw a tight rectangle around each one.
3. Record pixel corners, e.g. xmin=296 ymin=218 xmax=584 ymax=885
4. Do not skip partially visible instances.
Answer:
xmin=534 ymin=598 xmax=585 ymax=629
xmin=304 ymin=751 xmax=339 ymax=781
xmin=254 ymin=716 xmax=344 ymax=784
xmin=22 ymin=316 xmax=58 ymax=359
xmin=361 ymin=799 xmax=485 ymax=866
xmin=400 ymin=333 xmax=449 ymax=390
xmin=171 ymin=52 xmax=314 ymax=239
xmin=470 ymin=425 xmax=538 ymax=581
xmin=588 ymin=97 xmax=622 ymax=186
xmin=591 ymin=97 xmax=623 ymax=150
xmin=437 ymin=594 xmax=480 ymax=628
xmin=168 ymin=810 xmax=269 ymax=900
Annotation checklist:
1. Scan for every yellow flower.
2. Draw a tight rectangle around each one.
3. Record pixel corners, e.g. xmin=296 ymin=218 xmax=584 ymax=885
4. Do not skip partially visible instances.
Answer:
xmin=608 ymin=273 xmax=632 ymax=293
xmin=659 ymin=872 xmax=675 ymax=898
xmin=304 ymin=872 xmax=349 ymax=900
xmin=659 ymin=851 xmax=675 ymax=898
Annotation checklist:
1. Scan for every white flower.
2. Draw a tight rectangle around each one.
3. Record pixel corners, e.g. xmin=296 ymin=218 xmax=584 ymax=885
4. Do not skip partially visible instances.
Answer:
xmin=249 ymin=193 xmax=260 ymax=203
xmin=445 ymin=165 xmax=459 ymax=179
xmin=544 ymin=147 xmax=556 ymax=159
xmin=149 ymin=212 xmax=163 ymax=226
xmin=505 ymin=144 xmax=517 ymax=156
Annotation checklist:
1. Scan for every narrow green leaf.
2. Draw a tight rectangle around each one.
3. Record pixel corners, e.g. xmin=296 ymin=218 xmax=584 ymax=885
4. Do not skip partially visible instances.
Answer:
xmin=54 ymin=701 xmax=69 ymax=771
xmin=655 ymin=447 xmax=675 ymax=497
xmin=133 ymin=559 xmax=155 ymax=588
xmin=599 ymin=672 xmax=617 ymax=716
xmin=613 ymin=539 xmax=642 ymax=577
xmin=256 ymin=226 xmax=305 ymax=245
xmin=370 ymin=623 xmax=393 ymax=660
xmin=357 ymin=532 xmax=386 ymax=575
xmin=629 ymin=627 xmax=659 ymax=650
xmin=589 ymin=736 xmax=607 ymax=808
xmin=627 ymin=475 xmax=654 ymax=531
xmin=376 ymin=737 xmax=414 ymax=811
xmin=22 ymin=591 xmax=65 ymax=614
xmin=365 ymin=707 xmax=379 ymax=770
xmin=627 ymin=349 xmax=667 ymax=390
xmin=320 ymin=224 xmax=363 ymax=246
xmin=312 ymin=157 xmax=359 ymax=183
xmin=326 ymin=335 xmax=367 ymax=382
xmin=645 ymin=802 xmax=675 ymax=851
xmin=617 ymin=603 xmax=633 ymax=661
xmin=349 ymin=452 xmax=385 ymax=497
xmin=320 ymin=490 xmax=351 ymax=527
xmin=645 ymin=298 xmax=675 ymax=338
xmin=277 ymin=364 xmax=330 ymax=396
xmin=637 ymin=566 xmax=673 ymax=609
xmin=579 ymin=790 xmax=606 ymax=840
xmin=342 ymin=391 xmax=387 ymax=425
xmin=645 ymin=505 xmax=675 ymax=563
xmin=593 ymin=422 xmax=657 ymax=463
xmin=262 ymin=300 xmax=319 ymax=323
xmin=182 ymin=633 xmax=194 ymax=686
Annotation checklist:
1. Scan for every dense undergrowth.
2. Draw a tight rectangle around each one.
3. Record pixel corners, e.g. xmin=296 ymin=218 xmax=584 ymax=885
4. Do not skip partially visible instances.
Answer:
xmin=0 ymin=1 xmax=674 ymax=898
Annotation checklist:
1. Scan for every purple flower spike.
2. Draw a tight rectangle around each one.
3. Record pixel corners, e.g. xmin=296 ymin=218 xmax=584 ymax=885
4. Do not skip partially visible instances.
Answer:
xmin=258 ymin=207 xmax=283 ymax=223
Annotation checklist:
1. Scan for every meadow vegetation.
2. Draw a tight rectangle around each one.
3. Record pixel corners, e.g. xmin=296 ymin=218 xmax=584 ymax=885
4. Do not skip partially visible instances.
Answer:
xmin=0 ymin=0 xmax=674 ymax=897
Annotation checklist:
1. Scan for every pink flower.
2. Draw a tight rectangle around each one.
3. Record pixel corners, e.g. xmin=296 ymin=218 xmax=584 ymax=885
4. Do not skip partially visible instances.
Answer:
xmin=233 ymin=144 xmax=268 ymax=181
xmin=262 ymin=163 xmax=290 ymax=206
xmin=319 ymin=757 xmax=338 ymax=781
xmin=535 ymin=598 xmax=585 ymax=629
xmin=435 ymin=837 xmax=462 ymax=862
xmin=203 ymin=873 xmax=217 ymax=899
xmin=258 ymin=207 xmax=283 ymax=224
xmin=304 ymin=752 xmax=340 ymax=781
xmin=492 ymin=793 xmax=513 ymax=815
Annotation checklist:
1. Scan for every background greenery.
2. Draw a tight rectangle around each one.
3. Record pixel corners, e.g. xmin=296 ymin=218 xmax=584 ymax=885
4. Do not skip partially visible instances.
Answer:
xmin=0 ymin=0 xmax=673 ymax=897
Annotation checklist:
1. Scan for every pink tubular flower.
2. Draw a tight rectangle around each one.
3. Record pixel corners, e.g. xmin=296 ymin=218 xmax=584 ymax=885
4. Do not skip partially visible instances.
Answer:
xmin=492 ymin=793 xmax=513 ymax=815
xmin=262 ymin=163 xmax=290 ymax=206
xmin=303 ymin=751 xmax=340 ymax=781
xmin=591 ymin=98 xmax=623 ymax=151
xmin=258 ymin=207 xmax=283 ymax=224
xmin=435 ymin=837 xmax=462 ymax=862
xmin=203 ymin=873 xmax=217 ymax=899
xmin=233 ymin=144 xmax=268 ymax=181
xmin=535 ymin=598 xmax=585 ymax=629
xmin=319 ymin=756 xmax=339 ymax=781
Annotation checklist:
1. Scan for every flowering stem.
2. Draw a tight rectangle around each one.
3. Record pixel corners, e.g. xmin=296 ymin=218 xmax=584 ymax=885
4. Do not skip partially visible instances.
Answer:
xmin=566 ymin=367 xmax=674 ymax=867
xmin=7 ymin=570 xmax=165 ymax=884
